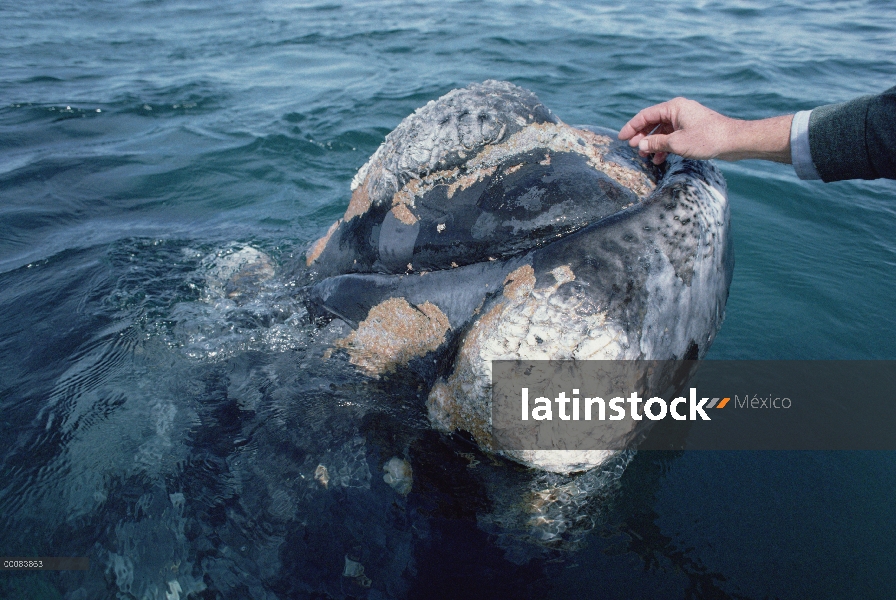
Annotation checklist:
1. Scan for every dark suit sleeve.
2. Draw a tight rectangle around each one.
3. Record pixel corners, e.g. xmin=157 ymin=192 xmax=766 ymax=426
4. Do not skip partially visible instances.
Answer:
xmin=808 ymin=85 xmax=896 ymax=182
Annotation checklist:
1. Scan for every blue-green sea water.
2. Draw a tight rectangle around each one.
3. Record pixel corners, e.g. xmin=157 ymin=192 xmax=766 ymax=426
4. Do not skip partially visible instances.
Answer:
xmin=2 ymin=1 xmax=895 ymax=598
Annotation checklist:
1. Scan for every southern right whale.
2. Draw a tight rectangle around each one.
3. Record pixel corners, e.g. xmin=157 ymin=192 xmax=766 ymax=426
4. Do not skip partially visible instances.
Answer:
xmin=304 ymin=80 xmax=733 ymax=474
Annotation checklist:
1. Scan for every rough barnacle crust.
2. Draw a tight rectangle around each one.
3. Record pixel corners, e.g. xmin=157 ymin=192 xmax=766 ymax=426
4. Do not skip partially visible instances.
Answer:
xmin=390 ymin=203 xmax=418 ymax=226
xmin=427 ymin=265 xmax=537 ymax=447
xmin=426 ymin=264 xmax=537 ymax=448
xmin=349 ymin=80 xmax=558 ymax=217
xmin=334 ymin=297 xmax=451 ymax=377
xmin=344 ymin=183 xmax=372 ymax=222
xmin=501 ymin=264 xmax=537 ymax=300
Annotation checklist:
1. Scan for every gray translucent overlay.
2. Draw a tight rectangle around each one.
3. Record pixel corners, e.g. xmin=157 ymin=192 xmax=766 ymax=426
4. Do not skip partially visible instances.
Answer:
xmin=491 ymin=361 xmax=896 ymax=450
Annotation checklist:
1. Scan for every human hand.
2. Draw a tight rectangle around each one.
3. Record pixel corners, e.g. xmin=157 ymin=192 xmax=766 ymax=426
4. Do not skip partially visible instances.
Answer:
xmin=618 ymin=97 xmax=793 ymax=165
xmin=618 ymin=97 xmax=738 ymax=165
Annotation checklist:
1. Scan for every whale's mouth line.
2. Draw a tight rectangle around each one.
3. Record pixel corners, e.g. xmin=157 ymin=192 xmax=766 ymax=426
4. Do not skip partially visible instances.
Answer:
xmin=303 ymin=143 xmax=680 ymax=296
xmin=397 ymin=146 xmax=672 ymax=276
xmin=406 ymin=150 xmax=667 ymax=274
xmin=306 ymin=122 xmax=664 ymax=277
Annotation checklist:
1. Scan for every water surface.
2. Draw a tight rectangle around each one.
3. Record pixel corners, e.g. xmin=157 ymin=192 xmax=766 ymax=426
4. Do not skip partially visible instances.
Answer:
xmin=2 ymin=1 xmax=896 ymax=598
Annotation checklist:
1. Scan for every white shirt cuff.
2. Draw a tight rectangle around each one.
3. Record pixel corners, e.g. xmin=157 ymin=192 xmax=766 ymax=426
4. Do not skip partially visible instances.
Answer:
xmin=790 ymin=110 xmax=821 ymax=180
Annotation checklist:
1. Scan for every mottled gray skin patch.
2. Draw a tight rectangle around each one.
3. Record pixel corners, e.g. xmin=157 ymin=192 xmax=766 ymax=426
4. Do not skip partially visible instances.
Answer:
xmin=515 ymin=186 xmax=545 ymax=211
xmin=470 ymin=211 xmax=500 ymax=240
xmin=526 ymin=155 xmax=732 ymax=363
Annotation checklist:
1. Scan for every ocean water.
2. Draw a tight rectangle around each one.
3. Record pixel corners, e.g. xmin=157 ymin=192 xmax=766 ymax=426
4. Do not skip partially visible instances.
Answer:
xmin=2 ymin=0 xmax=896 ymax=598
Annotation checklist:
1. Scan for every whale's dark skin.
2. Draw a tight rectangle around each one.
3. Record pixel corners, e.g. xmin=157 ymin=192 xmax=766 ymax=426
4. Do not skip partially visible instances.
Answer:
xmin=305 ymin=81 xmax=732 ymax=473
xmin=310 ymin=147 xmax=648 ymax=276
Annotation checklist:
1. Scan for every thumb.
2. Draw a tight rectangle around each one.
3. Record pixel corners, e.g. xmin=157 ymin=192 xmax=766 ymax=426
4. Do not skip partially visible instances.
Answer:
xmin=638 ymin=133 xmax=671 ymax=154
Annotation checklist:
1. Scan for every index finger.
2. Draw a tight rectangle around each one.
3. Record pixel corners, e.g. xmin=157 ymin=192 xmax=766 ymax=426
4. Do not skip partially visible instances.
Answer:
xmin=618 ymin=101 xmax=676 ymax=141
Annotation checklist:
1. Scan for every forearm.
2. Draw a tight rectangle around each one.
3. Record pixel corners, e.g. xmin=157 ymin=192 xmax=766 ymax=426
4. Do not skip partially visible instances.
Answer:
xmin=718 ymin=114 xmax=793 ymax=163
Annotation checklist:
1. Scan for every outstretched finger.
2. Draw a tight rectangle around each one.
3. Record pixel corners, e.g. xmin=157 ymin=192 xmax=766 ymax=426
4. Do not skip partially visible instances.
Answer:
xmin=619 ymin=112 xmax=656 ymax=142
xmin=618 ymin=102 xmax=675 ymax=141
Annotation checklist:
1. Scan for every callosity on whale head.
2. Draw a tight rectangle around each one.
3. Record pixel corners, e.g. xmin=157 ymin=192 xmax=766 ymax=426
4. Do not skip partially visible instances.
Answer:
xmin=306 ymin=80 xmax=732 ymax=474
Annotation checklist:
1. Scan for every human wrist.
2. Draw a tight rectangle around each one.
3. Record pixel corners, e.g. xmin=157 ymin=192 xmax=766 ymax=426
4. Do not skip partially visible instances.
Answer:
xmin=724 ymin=115 xmax=793 ymax=163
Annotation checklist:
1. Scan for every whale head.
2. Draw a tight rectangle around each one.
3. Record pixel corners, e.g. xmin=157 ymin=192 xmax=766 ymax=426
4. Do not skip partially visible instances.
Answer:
xmin=306 ymin=80 xmax=732 ymax=473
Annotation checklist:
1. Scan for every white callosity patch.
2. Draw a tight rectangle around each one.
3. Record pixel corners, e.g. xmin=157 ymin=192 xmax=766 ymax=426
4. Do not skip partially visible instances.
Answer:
xmin=495 ymin=362 xmax=650 ymax=474
xmin=382 ymin=457 xmax=413 ymax=495
xmin=479 ymin=265 xmax=635 ymax=365
xmin=428 ymin=264 xmax=640 ymax=474
xmin=350 ymin=80 xmax=552 ymax=204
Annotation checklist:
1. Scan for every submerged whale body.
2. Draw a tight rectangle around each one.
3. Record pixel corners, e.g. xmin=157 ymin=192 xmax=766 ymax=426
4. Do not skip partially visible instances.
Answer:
xmin=306 ymin=80 xmax=732 ymax=474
